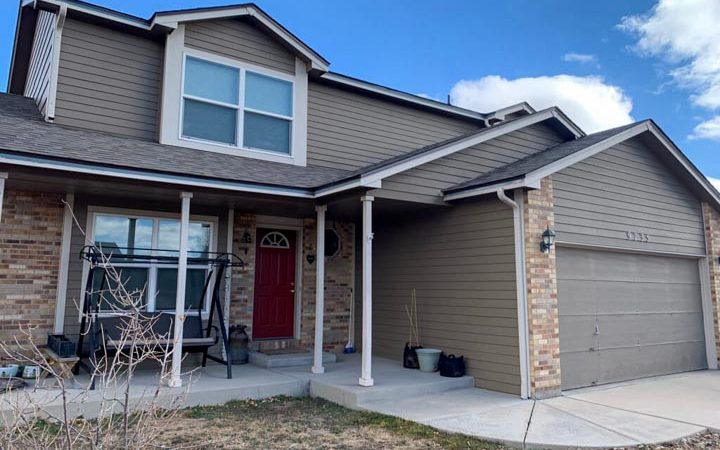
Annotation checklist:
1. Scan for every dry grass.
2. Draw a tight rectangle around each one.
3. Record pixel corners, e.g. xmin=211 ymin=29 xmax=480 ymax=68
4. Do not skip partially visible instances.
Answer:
xmin=155 ymin=396 xmax=508 ymax=450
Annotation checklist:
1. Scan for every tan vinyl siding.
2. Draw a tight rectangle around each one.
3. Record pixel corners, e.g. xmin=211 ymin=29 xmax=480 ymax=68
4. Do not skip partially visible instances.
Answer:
xmin=24 ymin=10 xmax=55 ymax=116
xmin=376 ymin=124 xmax=566 ymax=204
xmin=307 ymin=81 xmax=481 ymax=170
xmin=54 ymin=18 xmax=162 ymax=140
xmin=185 ymin=19 xmax=295 ymax=75
xmin=553 ymin=137 xmax=706 ymax=255
xmin=369 ymin=198 xmax=521 ymax=394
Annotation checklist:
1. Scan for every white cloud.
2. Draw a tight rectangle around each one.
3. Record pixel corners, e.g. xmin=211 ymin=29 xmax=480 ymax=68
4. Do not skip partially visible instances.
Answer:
xmin=563 ymin=52 xmax=597 ymax=64
xmin=449 ymin=75 xmax=633 ymax=133
xmin=689 ymin=115 xmax=720 ymax=141
xmin=620 ymin=0 xmax=720 ymax=139
xmin=709 ymin=176 xmax=720 ymax=191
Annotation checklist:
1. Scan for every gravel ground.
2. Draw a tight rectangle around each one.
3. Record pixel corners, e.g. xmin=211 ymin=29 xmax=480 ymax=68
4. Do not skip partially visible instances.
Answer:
xmin=633 ymin=432 xmax=720 ymax=449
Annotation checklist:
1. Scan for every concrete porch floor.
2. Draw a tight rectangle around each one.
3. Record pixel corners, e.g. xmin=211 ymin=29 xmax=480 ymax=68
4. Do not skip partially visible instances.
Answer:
xmin=2 ymin=355 xmax=718 ymax=449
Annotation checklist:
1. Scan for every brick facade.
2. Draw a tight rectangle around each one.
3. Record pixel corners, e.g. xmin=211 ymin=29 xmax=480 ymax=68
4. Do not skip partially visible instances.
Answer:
xmin=523 ymin=177 xmax=562 ymax=398
xmin=0 ymin=189 xmax=64 ymax=345
xmin=702 ymin=202 xmax=720 ymax=365
xmin=300 ymin=220 xmax=354 ymax=352
xmin=228 ymin=213 xmax=354 ymax=353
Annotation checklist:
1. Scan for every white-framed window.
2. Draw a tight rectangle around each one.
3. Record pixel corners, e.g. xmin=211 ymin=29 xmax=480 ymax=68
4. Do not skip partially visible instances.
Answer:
xmin=180 ymin=53 xmax=294 ymax=155
xmin=88 ymin=210 xmax=217 ymax=315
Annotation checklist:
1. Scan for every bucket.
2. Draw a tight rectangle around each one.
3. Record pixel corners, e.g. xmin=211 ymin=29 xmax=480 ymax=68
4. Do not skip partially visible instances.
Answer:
xmin=415 ymin=348 xmax=441 ymax=372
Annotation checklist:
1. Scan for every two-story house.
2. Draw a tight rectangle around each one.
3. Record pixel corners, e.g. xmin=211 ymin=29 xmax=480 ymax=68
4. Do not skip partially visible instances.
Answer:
xmin=2 ymin=0 xmax=720 ymax=399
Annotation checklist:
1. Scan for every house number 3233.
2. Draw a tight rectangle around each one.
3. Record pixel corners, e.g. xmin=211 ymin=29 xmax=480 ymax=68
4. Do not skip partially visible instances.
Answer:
xmin=625 ymin=231 xmax=649 ymax=242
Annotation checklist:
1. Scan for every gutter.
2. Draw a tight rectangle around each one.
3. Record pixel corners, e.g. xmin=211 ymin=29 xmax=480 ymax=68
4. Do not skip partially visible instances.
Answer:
xmin=496 ymin=188 xmax=531 ymax=399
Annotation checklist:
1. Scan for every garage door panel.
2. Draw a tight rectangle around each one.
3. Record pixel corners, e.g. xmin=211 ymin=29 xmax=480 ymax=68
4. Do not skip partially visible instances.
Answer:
xmin=560 ymin=350 xmax=598 ymax=391
xmin=559 ymin=315 xmax=596 ymax=353
xmin=636 ymin=255 xmax=699 ymax=283
xmin=631 ymin=283 xmax=702 ymax=314
xmin=596 ymin=312 xmax=705 ymax=348
xmin=597 ymin=342 xmax=706 ymax=385
xmin=557 ymin=280 xmax=596 ymax=315
xmin=557 ymin=247 xmax=707 ymax=391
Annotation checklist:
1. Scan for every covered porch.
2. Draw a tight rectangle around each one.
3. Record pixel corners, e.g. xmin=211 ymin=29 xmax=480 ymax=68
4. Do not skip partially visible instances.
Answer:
xmin=0 ymin=164 xmax=417 ymax=390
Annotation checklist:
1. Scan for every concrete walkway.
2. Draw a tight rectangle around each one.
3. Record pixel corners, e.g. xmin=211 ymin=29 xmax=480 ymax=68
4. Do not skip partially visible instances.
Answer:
xmin=360 ymin=370 xmax=720 ymax=449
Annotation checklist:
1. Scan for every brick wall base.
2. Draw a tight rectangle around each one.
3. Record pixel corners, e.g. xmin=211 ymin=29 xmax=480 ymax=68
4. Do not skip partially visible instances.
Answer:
xmin=0 ymin=189 xmax=64 ymax=346
xmin=228 ymin=214 xmax=354 ymax=353
xmin=524 ymin=177 xmax=562 ymax=398
xmin=702 ymin=202 xmax=720 ymax=365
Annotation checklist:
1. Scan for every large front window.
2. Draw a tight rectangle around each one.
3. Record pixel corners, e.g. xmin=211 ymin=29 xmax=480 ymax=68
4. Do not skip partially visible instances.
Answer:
xmin=92 ymin=212 xmax=215 ymax=313
xmin=181 ymin=55 xmax=294 ymax=154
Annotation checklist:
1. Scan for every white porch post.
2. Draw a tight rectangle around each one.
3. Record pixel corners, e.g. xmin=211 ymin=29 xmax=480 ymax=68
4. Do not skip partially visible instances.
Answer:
xmin=312 ymin=205 xmax=327 ymax=374
xmin=359 ymin=195 xmax=374 ymax=387
xmin=169 ymin=191 xmax=192 ymax=388
xmin=0 ymin=172 xmax=7 ymax=222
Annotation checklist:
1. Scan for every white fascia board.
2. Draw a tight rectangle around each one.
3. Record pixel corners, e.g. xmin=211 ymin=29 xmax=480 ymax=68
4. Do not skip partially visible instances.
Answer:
xmin=314 ymin=177 xmax=382 ymax=198
xmin=524 ymin=123 xmax=649 ymax=186
xmin=361 ymin=109 xmax=559 ymax=185
xmin=0 ymin=152 xmax=315 ymax=199
xmin=321 ymin=72 xmax=488 ymax=122
xmin=152 ymin=7 xmax=329 ymax=72
xmin=443 ymin=178 xmax=540 ymax=202
xmin=33 ymin=0 xmax=152 ymax=30
xmin=646 ymin=124 xmax=720 ymax=207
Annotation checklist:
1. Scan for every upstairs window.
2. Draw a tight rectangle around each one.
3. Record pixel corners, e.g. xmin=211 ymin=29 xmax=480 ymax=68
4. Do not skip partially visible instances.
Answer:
xmin=181 ymin=55 xmax=294 ymax=155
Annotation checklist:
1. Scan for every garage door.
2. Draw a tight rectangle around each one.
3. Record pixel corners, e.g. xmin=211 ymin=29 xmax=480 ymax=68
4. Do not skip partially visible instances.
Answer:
xmin=557 ymin=247 xmax=707 ymax=390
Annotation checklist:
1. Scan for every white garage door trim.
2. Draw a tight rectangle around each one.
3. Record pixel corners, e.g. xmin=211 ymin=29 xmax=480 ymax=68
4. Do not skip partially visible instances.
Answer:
xmin=556 ymin=243 xmax=716 ymax=390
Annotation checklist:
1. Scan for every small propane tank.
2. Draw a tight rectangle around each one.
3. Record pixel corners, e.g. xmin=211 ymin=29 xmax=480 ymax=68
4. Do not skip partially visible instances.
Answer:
xmin=228 ymin=324 xmax=249 ymax=364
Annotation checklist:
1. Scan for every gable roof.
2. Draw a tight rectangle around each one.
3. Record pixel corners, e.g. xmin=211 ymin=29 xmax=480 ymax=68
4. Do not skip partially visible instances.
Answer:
xmin=19 ymin=0 xmax=328 ymax=71
xmin=0 ymin=93 xmax=585 ymax=200
xmin=443 ymin=120 xmax=720 ymax=209
xmin=314 ymin=107 xmax=585 ymax=197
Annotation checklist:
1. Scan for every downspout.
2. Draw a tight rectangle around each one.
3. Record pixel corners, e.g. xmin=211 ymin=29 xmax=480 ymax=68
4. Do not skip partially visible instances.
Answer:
xmin=497 ymin=188 xmax=531 ymax=399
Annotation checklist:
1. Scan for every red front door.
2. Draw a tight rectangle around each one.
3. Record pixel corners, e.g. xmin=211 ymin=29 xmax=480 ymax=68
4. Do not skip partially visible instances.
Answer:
xmin=253 ymin=229 xmax=296 ymax=339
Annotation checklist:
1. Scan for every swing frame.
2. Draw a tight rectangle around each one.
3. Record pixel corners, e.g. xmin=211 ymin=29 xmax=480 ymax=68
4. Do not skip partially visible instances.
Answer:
xmin=73 ymin=246 xmax=244 ymax=386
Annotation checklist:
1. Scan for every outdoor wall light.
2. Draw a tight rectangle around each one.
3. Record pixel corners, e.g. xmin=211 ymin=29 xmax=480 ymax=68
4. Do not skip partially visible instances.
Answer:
xmin=240 ymin=229 xmax=252 ymax=254
xmin=540 ymin=225 xmax=556 ymax=253
xmin=306 ymin=254 xmax=316 ymax=265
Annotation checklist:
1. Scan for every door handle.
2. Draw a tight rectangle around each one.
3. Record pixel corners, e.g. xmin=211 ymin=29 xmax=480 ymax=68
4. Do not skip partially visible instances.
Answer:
xmin=290 ymin=289 xmax=295 ymax=293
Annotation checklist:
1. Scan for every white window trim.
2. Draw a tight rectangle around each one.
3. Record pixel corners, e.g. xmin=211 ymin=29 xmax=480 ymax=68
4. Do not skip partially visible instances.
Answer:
xmin=79 ymin=206 xmax=219 ymax=318
xmin=160 ymin=25 xmax=308 ymax=166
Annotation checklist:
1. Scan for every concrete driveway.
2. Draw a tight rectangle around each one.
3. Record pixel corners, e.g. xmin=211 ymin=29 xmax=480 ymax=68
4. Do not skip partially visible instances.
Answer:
xmin=360 ymin=370 xmax=720 ymax=449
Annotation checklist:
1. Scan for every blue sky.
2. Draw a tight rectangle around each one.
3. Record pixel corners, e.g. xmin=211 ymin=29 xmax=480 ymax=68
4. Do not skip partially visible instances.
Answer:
xmin=0 ymin=0 xmax=718 ymax=183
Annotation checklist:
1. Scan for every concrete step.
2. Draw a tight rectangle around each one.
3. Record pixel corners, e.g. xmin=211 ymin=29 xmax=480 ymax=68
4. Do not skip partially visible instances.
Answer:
xmin=309 ymin=368 xmax=474 ymax=409
xmin=249 ymin=351 xmax=337 ymax=369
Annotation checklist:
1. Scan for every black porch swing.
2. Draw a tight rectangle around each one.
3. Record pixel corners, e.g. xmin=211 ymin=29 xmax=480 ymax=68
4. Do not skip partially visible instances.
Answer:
xmin=74 ymin=245 xmax=244 ymax=385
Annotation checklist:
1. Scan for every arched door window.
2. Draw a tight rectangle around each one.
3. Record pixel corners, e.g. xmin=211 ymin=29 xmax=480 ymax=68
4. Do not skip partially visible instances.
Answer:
xmin=260 ymin=231 xmax=290 ymax=249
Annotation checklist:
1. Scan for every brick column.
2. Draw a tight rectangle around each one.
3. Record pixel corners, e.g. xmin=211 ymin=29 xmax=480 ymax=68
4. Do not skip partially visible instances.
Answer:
xmin=523 ymin=177 xmax=561 ymax=398
xmin=230 ymin=213 xmax=256 ymax=337
xmin=0 ymin=190 xmax=64 ymax=346
xmin=702 ymin=202 xmax=720 ymax=365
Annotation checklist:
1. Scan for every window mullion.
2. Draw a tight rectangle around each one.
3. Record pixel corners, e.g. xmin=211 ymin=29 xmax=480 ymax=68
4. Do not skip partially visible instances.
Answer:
xmin=147 ymin=219 xmax=160 ymax=312
xmin=237 ymin=69 xmax=245 ymax=149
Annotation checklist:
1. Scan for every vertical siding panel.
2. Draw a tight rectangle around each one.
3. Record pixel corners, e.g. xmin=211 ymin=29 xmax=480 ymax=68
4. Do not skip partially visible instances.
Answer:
xmin=24 ymin=10 xmax=56 ymax=117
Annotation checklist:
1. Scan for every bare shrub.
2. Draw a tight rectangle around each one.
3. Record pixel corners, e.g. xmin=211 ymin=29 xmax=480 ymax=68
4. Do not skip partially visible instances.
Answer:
xmin=0 ymin=203 xmax=199 ymax=450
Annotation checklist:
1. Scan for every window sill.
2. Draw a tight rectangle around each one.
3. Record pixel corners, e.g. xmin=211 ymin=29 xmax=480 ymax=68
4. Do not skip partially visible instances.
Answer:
xmin=160 ymin=134 xmax=302 ymax=166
